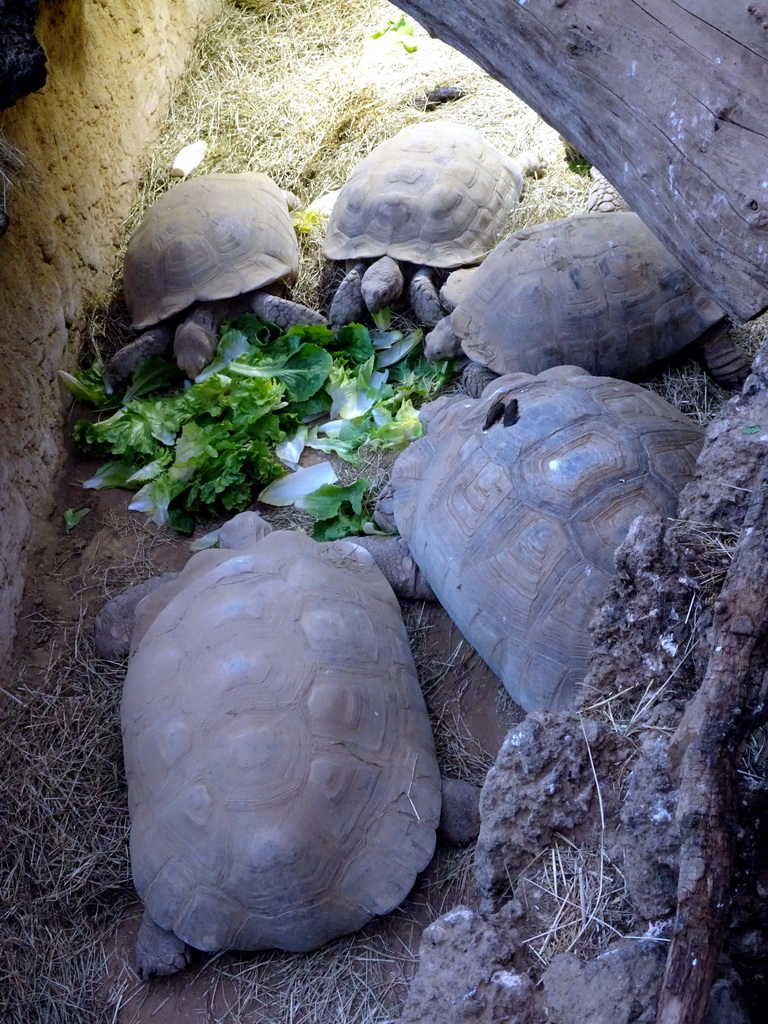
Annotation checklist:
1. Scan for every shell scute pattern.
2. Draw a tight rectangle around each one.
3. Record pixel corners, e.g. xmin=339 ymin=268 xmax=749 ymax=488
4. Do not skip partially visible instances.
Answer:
xmin=514 ymin=419 xmax=649 ymax=519
xmin=389 ymin=369 xmax=703 ymax=711
xmin=124 ymin=172 xmax=298 ymax=329
xmin=449 ymin=213 xmax=724 ymax=378
xmin=123 ymin=530 xmax=440 ymax=954
xmin=323 ymin=121 xmax=526 ymax=268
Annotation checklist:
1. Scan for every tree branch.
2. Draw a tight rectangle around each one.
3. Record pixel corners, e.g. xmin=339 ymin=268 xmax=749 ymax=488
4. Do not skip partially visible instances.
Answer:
xmin=657 ymin=457 xmax=768 ymax=1024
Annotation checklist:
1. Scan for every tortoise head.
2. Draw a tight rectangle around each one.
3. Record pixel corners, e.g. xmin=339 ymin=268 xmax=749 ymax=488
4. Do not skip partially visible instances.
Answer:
xmin=423 ymin=316 xmax=463 ymax=361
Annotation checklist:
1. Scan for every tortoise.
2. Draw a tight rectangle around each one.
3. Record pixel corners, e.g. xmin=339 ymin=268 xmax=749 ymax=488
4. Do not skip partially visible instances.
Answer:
xmin=423 ymin=212 xmax=750 ymax=392
xmin=323 ymin=120 xmax=542 ymax=328
xmin=107 ymin=172 xmax=326 ymax=386
xmin=585 ymin=167 xmax=631 ymax=214
xmin=357 ymin=366 xmax=703 ymax=713
xmin=100 ymin=513 xmax=446 ymax=978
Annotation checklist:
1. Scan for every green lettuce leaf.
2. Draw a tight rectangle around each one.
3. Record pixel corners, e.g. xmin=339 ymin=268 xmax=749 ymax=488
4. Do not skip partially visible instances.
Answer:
xmin=228 ymin=342 xmax=333 ymax=402
xmin=194 ymin=328 xmax=252 ymax=381
xmin=275 ymin=426 xmax=308 ymax=470
xmin=63 ymin=507 xmax=90 ymax=533
xmin=374 ymin=329 xmax=423 ymax=368
xmin=258 ymin=462 xmax=338 ymax=506
xmin=326 ymin=356 xmax=391 ymax=419
xmin=59 ymin=364 xmax=116 ymax=409
xmin=227 ymin=313 xmax=283 ymax=349
xmin=122 ymin=357 xmax=185 ymax=403
xmin=73 ymin=392 xmax=190 ymax=457
xmin=306 ymin=418 xmax=369 ymax=466
xmin=300 ymin=478 xmax=370 ymax=540
xmin=369 ymin=397 xmax=424 ymax=449
xmin=289 ymin=390 xmax=333 ymax=422
xmin=330 ymin=323 xmax=376 ymax=364
xmin=387 ymin=352 xmax=454 ymax=400
xmin=128 ymin=475 xmax=183 ymax=527
xmin=82 ymin=460 xmax=148 ymax=490
xmin=285 ymin=322 xmax=336 ymax=348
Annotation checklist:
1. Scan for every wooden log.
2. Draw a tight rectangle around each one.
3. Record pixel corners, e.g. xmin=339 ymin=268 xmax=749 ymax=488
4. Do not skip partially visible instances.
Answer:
xmin=657 ymin=458 xmax=768 ymax=1024
xmin=395 ymin=0 xmax=768 ymax=322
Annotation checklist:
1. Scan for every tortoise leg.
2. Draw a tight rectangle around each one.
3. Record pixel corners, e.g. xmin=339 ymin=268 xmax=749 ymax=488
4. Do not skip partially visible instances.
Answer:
xmin=361 ymin=256 xmax=405 ymax=314
xmin=461 ymin=358 xmax=500 ymax=399
xmin=438 ymin=777 xmax=481 ymax=847
xmin=174 ymin=301 xmax=229 ymax=379
xmin=351 ymin=535 xmax=435 ymax=601
xmin=249 ymin=290 xmax=328 ymax=329
xmin=136 ymin=908 xmax=190 ymax=980
xmin=585 ymin=167 xmax=631 ymax=213
xmin=697 ymin=324 xmax=751 ymax=389
xmin=106 ymin=323 xmax=175 ymax=389
xmin=408 ymin=266 xmax=444 ymax=326
xmin=329 ymin=261 xmax=368 ymax=327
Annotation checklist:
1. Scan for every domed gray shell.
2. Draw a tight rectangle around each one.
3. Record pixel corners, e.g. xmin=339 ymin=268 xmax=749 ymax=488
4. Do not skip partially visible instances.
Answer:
xmin=323 ymin=121 xmax=527 ymax=268
xmin=388 ymin=366 xmax=703 ymax=712
xmin=123 ymin=172 xmax=299 ymax=329
xmin=449 ymin=212 xmax=724 ymax=377
xmin=122 ymin=531 xmax=440 ymax=954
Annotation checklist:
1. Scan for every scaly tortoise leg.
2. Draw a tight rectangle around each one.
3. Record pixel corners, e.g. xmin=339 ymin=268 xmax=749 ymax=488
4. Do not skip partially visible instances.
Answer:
xmin=136 ymin=908 xmax=190 ymax=981
xmin=408 ymin=266 xmax=445 ymax=326
xmin=697 ymin=322 xmax=751 ymax=389
xmin=250 ymin=290 xmax=328 ymax=330
xmin=329 ymin=260 xmax=367 ymax=327
xmin=106 ymin=323 xmax=175 ymax=389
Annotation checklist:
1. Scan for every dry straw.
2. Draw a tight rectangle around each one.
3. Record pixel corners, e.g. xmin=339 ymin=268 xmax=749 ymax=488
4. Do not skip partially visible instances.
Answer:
xmin=90 ymin=0 xmax=577 ymax=360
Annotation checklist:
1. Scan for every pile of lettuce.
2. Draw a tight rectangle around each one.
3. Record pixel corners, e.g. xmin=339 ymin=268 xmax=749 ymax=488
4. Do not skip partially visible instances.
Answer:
xmin=63 ymin=315 xmax=451 ymax=538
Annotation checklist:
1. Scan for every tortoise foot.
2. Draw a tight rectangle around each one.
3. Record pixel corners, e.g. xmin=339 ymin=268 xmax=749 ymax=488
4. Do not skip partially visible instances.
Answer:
xmin=136 ymin=910 xmax=190 ymax=981
xmin=250 ymin=290 xmax=328 ymax=329
xmin=106 ymin=324 xmax=175 ymax=389
xmin=409 ymin=266 xmax=444 ymax=326
xmin=329 ymin=262 xmax=367 ymax=327
xmin=461 ymin=358 xmax=500 ymax=398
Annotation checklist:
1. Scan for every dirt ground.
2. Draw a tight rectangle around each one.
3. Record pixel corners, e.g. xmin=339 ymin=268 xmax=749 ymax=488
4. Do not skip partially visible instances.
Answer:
xmin=3 ymin=2 xmax=768 ymax=1023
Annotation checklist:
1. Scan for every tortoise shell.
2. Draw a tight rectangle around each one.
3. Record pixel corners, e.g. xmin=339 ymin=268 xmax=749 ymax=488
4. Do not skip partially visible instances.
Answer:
xmin=123 ymin=172 xmax=299 ymax=329
xmin=323 ymin=121 xmax=528 ymax=268
xmin=448 ymin=212 xmax=724 ymax=377
xmin=122 ymin=530 xmax=440 ymax=954
xmin=388 ymin=366 xmax=703 ymax=712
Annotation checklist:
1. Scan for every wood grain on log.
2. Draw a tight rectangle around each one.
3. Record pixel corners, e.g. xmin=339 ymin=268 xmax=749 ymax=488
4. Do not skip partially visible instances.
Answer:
xmin=658 ymin=458 xmax=768 ymax=1024
xmin=395 ymin=0 xmax=768 ymax=321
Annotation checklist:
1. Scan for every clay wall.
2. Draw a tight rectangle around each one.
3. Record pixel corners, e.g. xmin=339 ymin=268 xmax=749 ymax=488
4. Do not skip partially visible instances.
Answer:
xmin=0 ymin=0 xmax=222 ymax=671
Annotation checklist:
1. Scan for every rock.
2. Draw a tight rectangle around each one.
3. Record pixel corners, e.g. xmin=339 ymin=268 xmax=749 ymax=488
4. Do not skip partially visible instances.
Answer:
xmin=541 ymin=944 xmax=751 ymax=1024
xmin=617 ymin=733 xmax=680 ymax=921
xmin=0 ymin=0 xmax=46 ymax=110
xmin=474 ymin=712 xmax=624 ymax=901
xmin=541 ymin=940 xmax=667 ymax=1024
xmin=398 ymin=902 xmax=542 ymax=1024
xmin=701 ymin=973 xmax=752 ymax=1024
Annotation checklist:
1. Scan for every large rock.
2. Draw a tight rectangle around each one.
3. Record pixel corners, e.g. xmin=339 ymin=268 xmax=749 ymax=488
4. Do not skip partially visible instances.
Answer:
xmin=398 ymin=903 xmax=540 ymax=1024
xmin=0 ymin=0 xmax=46 ymax=110
xmin=474 ymin=712 xmax=626 ymax=902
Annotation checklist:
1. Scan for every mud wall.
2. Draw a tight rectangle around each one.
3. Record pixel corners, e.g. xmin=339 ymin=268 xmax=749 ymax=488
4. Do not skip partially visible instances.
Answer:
xmin=0 ymin=0 xmax=222 ymax=674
